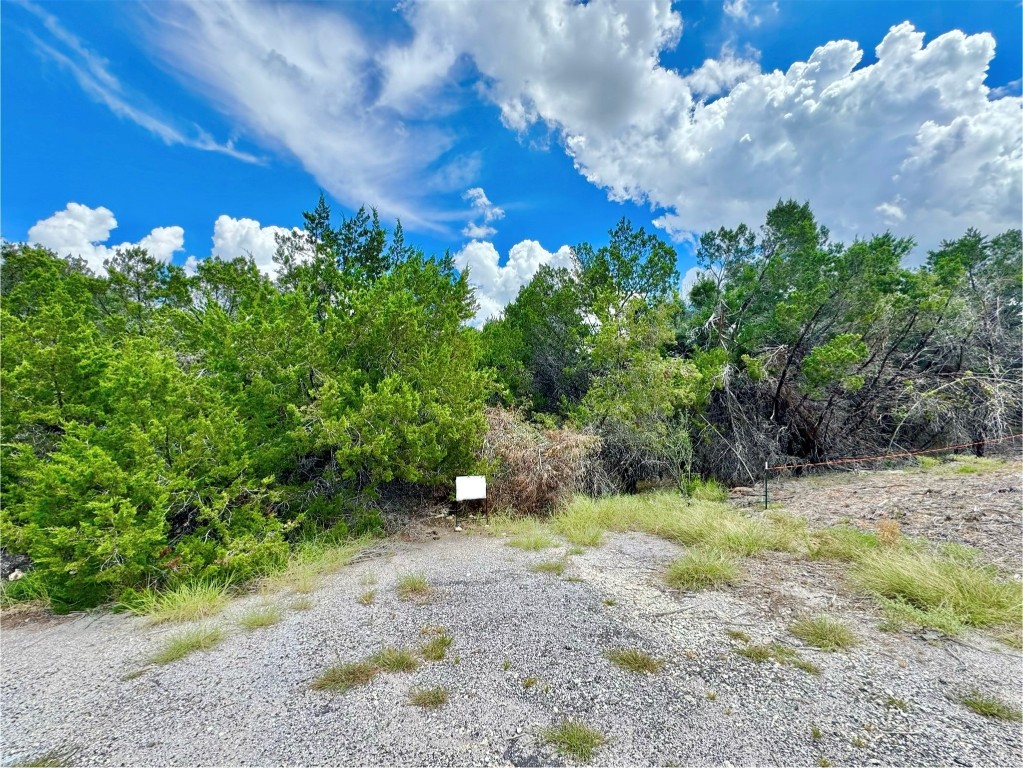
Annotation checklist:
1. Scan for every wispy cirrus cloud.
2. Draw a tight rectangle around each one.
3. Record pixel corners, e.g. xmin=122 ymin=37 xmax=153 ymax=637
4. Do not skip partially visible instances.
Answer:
xmin=142 ymin=0 xmax=479 ymax=232
xmin=13 ymin=0 xmax=260 ymax=163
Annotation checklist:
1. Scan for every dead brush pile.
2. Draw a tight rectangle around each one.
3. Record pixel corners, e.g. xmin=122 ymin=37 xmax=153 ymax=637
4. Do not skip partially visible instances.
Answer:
xmin=483 ymin=408 xmax=599 ymax=515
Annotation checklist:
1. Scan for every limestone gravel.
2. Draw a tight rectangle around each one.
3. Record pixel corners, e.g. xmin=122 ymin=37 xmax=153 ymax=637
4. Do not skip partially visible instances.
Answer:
xmin=2 ymin=466 xmax=1021 ymax=767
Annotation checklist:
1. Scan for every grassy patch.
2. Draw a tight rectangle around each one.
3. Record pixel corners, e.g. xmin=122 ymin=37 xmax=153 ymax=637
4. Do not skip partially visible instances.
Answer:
xmin=684 ymin=477 xmax=728 ymax=502
xmin=665 ymin=548 xmax=739 ymax=590
xmin=396 ymin=572 xmax=431 ymax=601
xmin=291 ymin=596 xmax=313 ymax=611
xmin=726 ymin=629 xmax=751 ymax=643
xmin=238 ymin=604 xmax=282 ymax=631
xmin=508 ymin=532 xmax=559 ymax=551
xmin=551 ymin=509 xmax=605 ymax=548
xmin=420 ymin=633 xmax=454 ymax=662
xmin=810 ymin=725 xmax=822 ymax=740
xmin=556 ymin=493 xmax=800 ymax=556
xmin=311 ymin=661 xmax=379 ymax=692
xmin=808 ymin=525 xmax=879 ymax=562
xmin=789 ymin=616 xmax=858 ymax=651
xmin=543 ymin=720 xmax=607 ymax=762
xmin=357 ymin=589 xmax=376 ymax=605
xmin=151 ymin=624 xmax=224 ymax=664
xmin=959 ymin=689 xmax=1022 ymax=721
xmin=531 ymin=560 xmax=568 ymax=576
xmin=409 ymin=687 xmax=449 ymax=709
xmin=522 ymin=676 xmax=539 ymax=689
xmin=16 ymin=745 xmax=81 ymax=767
xmin=735 ymin=642 xmax=819 ymax=674
xmin=852 ymin=548 xmax=1022 ymax=632
xmin=886 ymin=696 xmax=909 ymax=711
xmin=262 ymin=537 xmax=372 ymax=595
xmin=606 ymin=647 xmax=664 ymax=674
xmin=127 ymin=579 xmax=230 ymax=625
xmin=371 ymin=647 xmax=420 ymax=673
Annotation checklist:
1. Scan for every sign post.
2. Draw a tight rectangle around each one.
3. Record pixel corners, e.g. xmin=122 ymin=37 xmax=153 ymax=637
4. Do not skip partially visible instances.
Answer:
xmin=454 ymin=475 xmax=488 ymax=530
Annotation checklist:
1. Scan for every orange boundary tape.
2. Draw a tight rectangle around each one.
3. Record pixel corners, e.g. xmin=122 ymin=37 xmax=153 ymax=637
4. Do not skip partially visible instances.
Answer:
xmin=767 ymin=432 xmax=1023 ymax=472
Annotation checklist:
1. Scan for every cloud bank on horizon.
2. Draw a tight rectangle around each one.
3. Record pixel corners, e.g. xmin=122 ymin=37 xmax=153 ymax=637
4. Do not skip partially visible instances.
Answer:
xmin=16 ymin=0 xmax=1022 ymax=324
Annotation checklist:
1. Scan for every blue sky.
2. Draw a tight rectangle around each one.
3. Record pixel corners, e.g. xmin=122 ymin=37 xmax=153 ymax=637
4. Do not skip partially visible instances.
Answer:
xmin=2 ymin=0 xmax=1020 ymax=320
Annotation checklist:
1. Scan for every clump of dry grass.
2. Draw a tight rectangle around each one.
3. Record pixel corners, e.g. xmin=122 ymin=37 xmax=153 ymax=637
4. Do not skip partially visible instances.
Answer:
xmin=543 ymin=720 xmax=607 ymax=761
xmin=370 ymin=647 xmax=420 ymax=673
xmin=420 ymin=633 xmax=454 ymax=661
xmin=483 ymin=407 xmax=597 ymax=515
xmin=238 ymin=604 xmax=282 ymax=631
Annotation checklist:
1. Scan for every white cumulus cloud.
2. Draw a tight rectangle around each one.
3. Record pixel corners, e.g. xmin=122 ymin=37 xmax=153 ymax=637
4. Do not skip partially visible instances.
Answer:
xmin=210 ymin=215 xmax=295 ymax=277
xmin=461 ymin=187 xmax=505 ymax=239
xmin=398 ymin=1 xmax=1021 ymax=252
xmin=454 ymin=239 xmax=574 ymax=324
xmin=28 ymin=202 xmax=184 ymax=274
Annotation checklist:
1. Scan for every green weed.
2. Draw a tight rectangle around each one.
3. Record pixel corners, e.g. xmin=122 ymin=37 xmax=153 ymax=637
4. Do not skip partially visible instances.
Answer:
xmin=959 ymin=689 xmax=1022 ymax=721
xmin=409 ymin=687 xmax=449 ymax=709
xmin=420 ymin=633 xmax=453 ymax=661
xmin=311 ymin=661 xmax=379 ymax=692
xmin=789 ymin=615 xmax=858 ymax=651
xmin=396 ymin=572 xmax=431 ymax=600
xmin=606 ymin=647 xmax=664 ymax=674
xmin=371 ymin=647 xmax=420 ymax=673
xmin=238 ymin=604 xmax=282 ymax=630
xmin=543 ymin=720 xmax=607 ymax=761
xmin=664 ymin=548 xmax=740 ymax=590
xmin=151 ymin=624 xmax=224 ymax=664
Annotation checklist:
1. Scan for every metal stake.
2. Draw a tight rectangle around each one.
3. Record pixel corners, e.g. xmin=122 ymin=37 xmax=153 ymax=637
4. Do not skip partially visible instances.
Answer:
xmin=764 ymin=460 xmax=768 ymax=510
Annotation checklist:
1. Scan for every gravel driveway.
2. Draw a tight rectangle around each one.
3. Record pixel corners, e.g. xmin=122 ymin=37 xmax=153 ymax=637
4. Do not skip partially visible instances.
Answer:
xmin=2 ymin=469 xmax=1021 ymax=767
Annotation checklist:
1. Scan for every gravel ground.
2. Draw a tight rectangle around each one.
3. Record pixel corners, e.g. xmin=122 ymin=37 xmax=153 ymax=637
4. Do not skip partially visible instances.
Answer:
xmin=2 ymin=466 xmax=1022 ymax=767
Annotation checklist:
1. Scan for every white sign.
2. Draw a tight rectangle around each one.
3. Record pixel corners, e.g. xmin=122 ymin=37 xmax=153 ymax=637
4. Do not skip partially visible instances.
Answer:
xmin=455 ymin=475 xmax=487 ymax=501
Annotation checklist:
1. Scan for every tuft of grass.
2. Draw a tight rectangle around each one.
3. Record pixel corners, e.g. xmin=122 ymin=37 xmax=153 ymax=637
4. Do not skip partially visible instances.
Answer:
xmin=396 ymin=572 xmax=431 ymax=600
xmin=706 ymin=690 xmax=717 ymax=701
xmin=959 ymin=689 xmax=1023 ymax=721
xmin=684 ymin=477 xmax=728 ymax=502
xmin=238 ymin=604 xmax=282 ymax=631
xmin=603 ymin=598 xmax=617 ymax=607
xmin=502 ymin=659 xmax=512 ymax=671
xmin=262 ymin=536 xmax=373 ymax=595
xmin=127 ymin=579 xmax=230 ymax=625
xmin=357 ymin=589 xmax=377 ymax=606
xmin=420 ymin=633 xmax=453 ymax=662
xmin=885 ymin=696 xmax=909 ymax=711
xmin=789 ymin=615 xmax=858 ymax=651
xmin=808 ymin=525 xmax=879 ymax=562
xmin=16 ymin=745 xmax=81 ymax=767
xmin=291 ymin=596 xmax=313 ymax=611
xmin=852 ymin=548 xmax=1023 ymax=632
xmin=543 ymin=720 xmax=607 ymax=761
xmin=311 ymin=661 xmax=379 ymax=692
xmin=556 ymin=493 xmax=801 ymax=556
xmin=735 ymin=642 xmax=819 ymax=674
xmin=531 ymin=560 xmax=568 ymax=576
xmin=665 ymin=548 xmax=739 ymax=591
xmin=726 ymin=629 xmax=751 ymax=643
xmin=810 ymin=725 xmax=822 ymax=740
xmin=522 ymin=676 xmax=539 ymax=689
xmin=409 ymin=687 xmax=449 ymax=709
xmin=508 ymin=532 xmax=559 ymax=551
xmin=151 ymin=624 xmax=224 ymax=664
xmin=916 ymin=455 xmax=940 ymax=469
xmin=606 ymin=647 xmax=664 ymax=674
xmin=371 ymin=647 xmax=420 ymax=673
